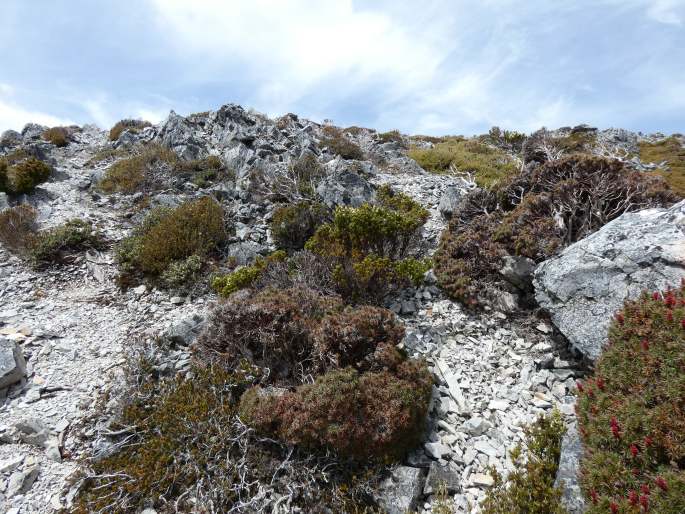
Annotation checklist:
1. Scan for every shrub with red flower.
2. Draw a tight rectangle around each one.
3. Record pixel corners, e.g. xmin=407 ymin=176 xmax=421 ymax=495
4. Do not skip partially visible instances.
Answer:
xmin=576 ymin=283 xmax=685 ymax=512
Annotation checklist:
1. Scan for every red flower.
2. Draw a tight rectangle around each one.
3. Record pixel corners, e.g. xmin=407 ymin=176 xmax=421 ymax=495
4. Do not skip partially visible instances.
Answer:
xmin=597 ymin=377 xmax=605 ymax=390
xmin=577 ymin=381 xmax=584 ymax=393
xmin=682 ymin=318 xmax=685 ymax=330
xmin=640 ymin=494 xmax=649 ymax=510
xmin=665 ymin=293 xmax=676 ymax=308
xmin=590 ymin=490 xmax=599 ymax=504
xmin=656 ymin=477 xmax=668 ymax=491
xmin=616 ymin=313 xmax=625 ymax=325
xmin=612 ymin=424 xmax=621 ymax=439
xmin=641 ymin=338 xmax=650 ymax=351
xmin=610 ymin=416 xmax=618 ymax=428
xmin=629 ymin=489 xmax=639 ymax=505
xmin=641 ymin=484 xmax=650 ymax=495
xmin=610 ymin=501 xmax=619 ymax=513
xmin=631 ymin=444 xmax=639 ymax=457
xmin=653 ymin=291 xmax=660 ymax=301
xmin=644 ymin=436 xmax=653 ymax=448
xmin=666 ymin=310 xmax=674 ymax=322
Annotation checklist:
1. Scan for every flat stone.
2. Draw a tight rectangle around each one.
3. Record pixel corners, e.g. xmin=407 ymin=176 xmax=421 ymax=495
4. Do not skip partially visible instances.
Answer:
xmin=460 ymin=417 xmax=491 ymax=436
xmin=424 ymin=441 xmax=450 ymax=460
xmin=376 ymin=466 xmax=426 ymax=514
xmin=0 ymin=338 xmax=26 ymax=389
xmin=424 ymin=462 xmax=460 ymax=495
xmin=471 ymin=473 xmax=494 ymax=487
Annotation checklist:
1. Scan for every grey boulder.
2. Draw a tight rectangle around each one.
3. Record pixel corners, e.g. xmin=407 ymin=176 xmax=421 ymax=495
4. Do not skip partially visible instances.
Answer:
xmin=534 ymin=200 xmax=685 ymax=361
xmin=316 ymin=167 xmax=375 ymax=208
xmin=376 ymin=466 xmax=426 ymax=514
xmin=0 ymin=338 xmax=26 ymax=390
xmin=438 ymin=186 xmax=466 ymax=219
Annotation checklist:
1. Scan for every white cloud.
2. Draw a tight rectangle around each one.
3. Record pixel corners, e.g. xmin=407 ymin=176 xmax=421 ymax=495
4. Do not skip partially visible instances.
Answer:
xmin=0 ymin=86 xmax=73 ymax=133
xmin=646 ymin=0 xmax=684 ymax=24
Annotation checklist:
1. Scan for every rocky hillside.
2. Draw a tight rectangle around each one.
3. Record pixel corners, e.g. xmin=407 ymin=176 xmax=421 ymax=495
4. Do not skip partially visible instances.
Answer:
xmin=0 ymin=105 xmax=683 ymax=513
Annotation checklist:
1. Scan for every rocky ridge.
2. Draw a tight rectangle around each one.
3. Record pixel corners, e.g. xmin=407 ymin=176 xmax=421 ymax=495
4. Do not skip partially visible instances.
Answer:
xmin=0 ymin=106 xmax=678 ymax=513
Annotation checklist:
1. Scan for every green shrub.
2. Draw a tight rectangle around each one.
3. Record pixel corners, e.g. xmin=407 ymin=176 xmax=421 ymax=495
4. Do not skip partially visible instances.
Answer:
xmin=238 ymin=359 xmax=432 ymax=461
xmin=99 ymin=143 xmax=178 ymax=193
xmin=116 ymin=197 xmax=228 ymax=281
xmin=211 ymin=251 xmax=287 ymax=297
xmin=159 ymin=254 xmax=203 ymax=289
xmin=305 ymin=185 xmax=429 ymax=302
xmin=271 ymin=201 xmax=329 ymax=252
xmin=408 ymin=138 xmax=518 ymax=189
xmin=434 ymin=155 xmax=678 ymax=306
xmin=0 ymin=157 xmax=51 ymax=194
xmin=639 ymin=136 xmax=685 ymax=197
xmin=480 ymin=410 xmax=566 ymax=514
xmin=174 ymin=155 xmax=234 ymax=188
xmin=0 ymin=204 xmax=38 ymax=253
xmin=321 ymin=126 xmax=364 ymax=160
xmin=486 ymin=126 xmax=526 ymax=153
xmin=42 ymin=126 xmax=70 ymax=147
xmin=377 ymin=130 xmax=406 ymax=147
xmin=108 ymin=119 xmax=152 ymax=141
xmin=576 ymin=284 xmax=685 ymax=513
xmin=29 ymin=219 xmax=106 ymax=265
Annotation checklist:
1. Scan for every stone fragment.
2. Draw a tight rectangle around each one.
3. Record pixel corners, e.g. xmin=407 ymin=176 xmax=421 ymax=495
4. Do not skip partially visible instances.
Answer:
xmin=424 ymin=462 xmax=460 ymax=495
xmin=0 ymin=338 xmax=26 ymax=389
xmin=376 ymin=466 xmax=426 ymax=514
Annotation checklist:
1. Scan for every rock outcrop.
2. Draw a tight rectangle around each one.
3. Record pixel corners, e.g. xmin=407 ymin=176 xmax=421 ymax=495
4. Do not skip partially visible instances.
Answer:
xmin=534 ymin=199 xmax=685 ymax=361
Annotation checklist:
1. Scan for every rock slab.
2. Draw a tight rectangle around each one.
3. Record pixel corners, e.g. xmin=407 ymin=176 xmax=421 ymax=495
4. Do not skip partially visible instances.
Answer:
xmin=555 ymin=422 xmax=586 ymax=514
xmin=534 ymin=200 xmax=685 ymax=361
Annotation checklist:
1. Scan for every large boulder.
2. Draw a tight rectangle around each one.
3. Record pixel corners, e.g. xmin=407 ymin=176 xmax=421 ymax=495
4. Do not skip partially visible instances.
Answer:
xmin=534 ymin=200 xmax=685 ymax=361
xmin=316 ymin=166 xmax=375 ymax=208
xmin=375 ymin=465 xmax=426 ymax=514
xmin=157 ymin=111 xmax=208 ymax=160
xmin=0 ymin=338 xmax=26 ymax=390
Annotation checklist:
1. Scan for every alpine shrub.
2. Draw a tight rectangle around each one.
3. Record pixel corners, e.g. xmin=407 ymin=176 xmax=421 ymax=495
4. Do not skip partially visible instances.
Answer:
xmin=0 ymin=157 xmax=51 ymax=194
xmin=108 ymin=119 xmax=152 ymax=141
xmin=576 ymin=284 xmax=685 ymax=513
xmin=639 ymin=135 xmax=685 ymax=196
xmin=321 ymin=126 xmax=364 ymax=160
xmin=99 ymin=143 xmax=178 ymax=193
xmin=116 ymin=197 xmax=228 ymax=281
xmin=0 ymin=204 xmax=38 ymax=253
xmin=270 ymin=201 xmax=329 ymax=252
xmin=211 ymin=251 xmax=287 ymax=297
xmin=238 ymin=360 xmax=432 ymax=461
xmin=42 ymin=126 xmax=70 ymax=147
xmin=29 ymin=219 xmax=106 ymax=265
xmin=434 ymin=155 xmax=678 ymax=306
xmin=480 ymin=410 xmax=567 ymax=514
xmin=305 ymin=185 xmax=430 ymax=302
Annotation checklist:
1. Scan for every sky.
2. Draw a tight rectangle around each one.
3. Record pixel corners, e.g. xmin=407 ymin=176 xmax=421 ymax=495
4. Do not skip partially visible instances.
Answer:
xmin=0 ymin=0 xmax=683 ymax=136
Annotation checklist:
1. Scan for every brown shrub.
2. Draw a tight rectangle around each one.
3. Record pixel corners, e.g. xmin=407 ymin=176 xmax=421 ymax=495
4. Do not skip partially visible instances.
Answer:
xmin=239 ymin=360 xmax=432 ymax=460
xmin=99 ymin=143 xmax=178 ymax=193
xmin=109 ymin=119 xmax=152 ymax=141
xmin=0 ymin=204 xmax=38 ymax=253
xmin=270 ymin=201 xmax=330 ymax=252
xmin=42 ymin=126 xmax=70 ymax=147
xmin=321 ymin=126 xmax=364 ymax=160
xmin=435 ymin=155 xmax=678 ymax=305
xmin=0 ymin=157 xmax=51 ymax=194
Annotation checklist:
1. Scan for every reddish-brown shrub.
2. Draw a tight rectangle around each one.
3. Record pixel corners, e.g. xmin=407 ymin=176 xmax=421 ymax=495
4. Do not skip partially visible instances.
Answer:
xmin=435 ymin=155 xmax=678 ymax=305
xmin=577 ymin=283 xmax=685 ymax=513
xmin=0 ymin=204 xmax=38 ymax=253
xmin=239 ymin=359 xmax=432 ymax=460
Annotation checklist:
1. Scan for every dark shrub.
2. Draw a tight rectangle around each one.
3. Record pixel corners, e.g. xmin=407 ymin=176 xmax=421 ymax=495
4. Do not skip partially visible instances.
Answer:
xmin=321 ymin=126 xmax=364 ymax=160
xmin=195 ymin=287 xmax=342 ymax=385
xmin=270 ymin=201 xmax=329 ymax=252
xmin=576 ymin=284 xmax=685 ymax=513
xmin=0 ymin=157 xmax=51 ymax=194
xmin=480 ymin=410 xmax=566 ymax=514
xmin=377 ymin=130 xmax=406 ymax=147
xmin=305 ymin=185 xmax=430 ymax=302
xmin=239 ymin=360 xmax=432 ymax=461
xmin=174 ymin=154 xmax=234 ymax=188
xmin=29 ymin=219 xmax=106 ymax=265
xmin=434 ymin=155 xmax=678 ymax=305
xmin=116 ymin=197 xmax=228 ymax=280
xmin=99 ymin=143 xmax=177 ymax=193
xmin=42 ymin=126 xmax=70 ymax=147
xmin=0 ymin=204 xmax=38 ymax=253
xmin=486 ymin=126 xmax=526 ymax=153
xmin=108 ymin=119 xmax=152 ymax=141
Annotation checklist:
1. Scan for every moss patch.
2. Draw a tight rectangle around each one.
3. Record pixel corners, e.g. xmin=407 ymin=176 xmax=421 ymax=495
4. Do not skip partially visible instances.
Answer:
xmin=639 ymin=136 xmax=685 ymax=197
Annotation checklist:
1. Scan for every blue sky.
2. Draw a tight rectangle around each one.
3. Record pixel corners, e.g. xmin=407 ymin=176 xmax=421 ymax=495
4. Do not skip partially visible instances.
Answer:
xmin=1 ymin=0 xmax=683 ymax=135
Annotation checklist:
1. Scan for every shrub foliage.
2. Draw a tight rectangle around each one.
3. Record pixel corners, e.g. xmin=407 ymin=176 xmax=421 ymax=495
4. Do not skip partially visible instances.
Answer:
xmin=639 ymin=136 xmax=685 ymax=196
xmin=0 ymin=204 xmax=38 ymax=253
xmin=0 ymin=155 xmax=51 ymax=194
xmin=408 ymin=138 xmax=518 ymax=189
xmin=271 ymin=201 xmax=330 ymax=252
xmin=434 ymin=155 xmax=678 ymax=306
xmin=480 ymin=410 xmax=567 ymax=514
xmin=321 ymin=126 xmax=364 ymax=160
xmin=108 ymin=118 xmax=152 ymax=141
xmin=576 ymin=284 xmax=685 ymax=513
xmin=42 ymin=126 xmax=70 ymax=147
xmin=29 ymin=219 xmax=106 ymax=265
xmin=99 ymin=143 xmax=178 ymax=193
xmin=116 ymin=197 xmax=228 ymax=283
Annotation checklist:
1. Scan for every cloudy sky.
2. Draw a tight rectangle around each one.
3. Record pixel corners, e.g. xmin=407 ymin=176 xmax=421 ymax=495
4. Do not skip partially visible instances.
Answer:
xmin=1 ymin=0 xmax=683 ymax=135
